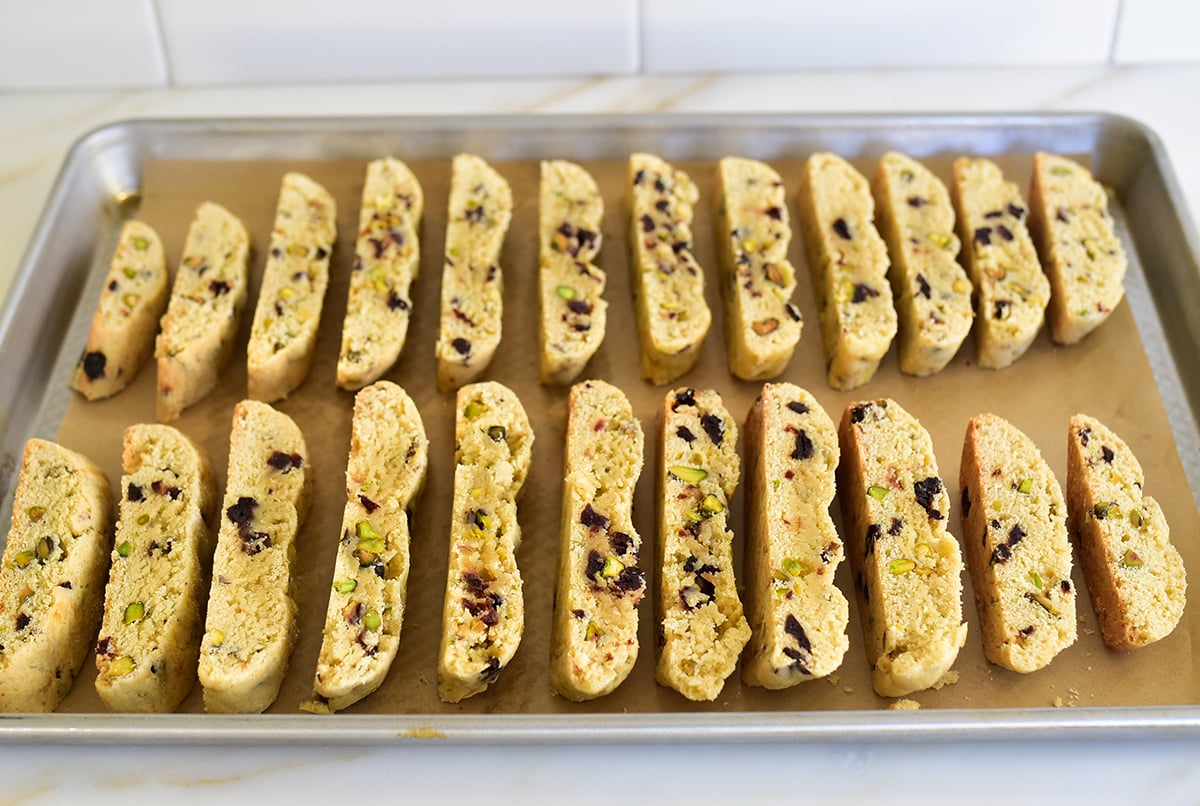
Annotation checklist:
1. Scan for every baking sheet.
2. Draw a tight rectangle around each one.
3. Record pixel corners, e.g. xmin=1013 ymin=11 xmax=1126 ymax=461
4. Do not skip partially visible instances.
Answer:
xmin=42 ymin=149 xmax=1200 ymax=724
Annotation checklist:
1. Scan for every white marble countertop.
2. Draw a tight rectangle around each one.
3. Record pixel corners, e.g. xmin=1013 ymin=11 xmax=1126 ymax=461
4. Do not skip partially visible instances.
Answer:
xmin=2 ymin=67 xmax=1199 ymax=803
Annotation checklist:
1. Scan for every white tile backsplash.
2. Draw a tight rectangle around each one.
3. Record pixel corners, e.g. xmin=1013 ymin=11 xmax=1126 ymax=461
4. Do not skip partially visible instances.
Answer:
xmin=0 ymin=0 xmax=166 ymax=89
xmin=642 ymin=0 xmax=1122 ymax=72
xmin=1113 ymin=0 xmax=1200 ymax=64
xmin=156 ymin=0 xmax=640 ymax=85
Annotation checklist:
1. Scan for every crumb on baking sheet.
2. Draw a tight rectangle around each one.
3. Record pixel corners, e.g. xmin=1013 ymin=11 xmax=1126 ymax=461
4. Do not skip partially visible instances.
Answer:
xmin=931 ymin=670 xmax=960 ymax=690
xmin=890 ymin=698 xmax=921 ymax=711
xmin=826 ymin=674 xmax=840 ymax=687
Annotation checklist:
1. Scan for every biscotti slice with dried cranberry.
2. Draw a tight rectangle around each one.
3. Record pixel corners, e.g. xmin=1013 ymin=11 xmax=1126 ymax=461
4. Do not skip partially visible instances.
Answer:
xmin=337 ymin=158 xmax=424 ymax=390
xmin=438 ymin=381 xmax=533 ymax=702
xmin=628 ymin=154 xmax=712 ymax=385
xmin=960 ymin=414 xmax=1076 ymax=673
xmin=796 ymin=153 xmax=897 ymax=390
xmin=550 ymin=380 xmax=646 ymax=701
xmin=539 ymin=160 xmax=607 ymax=386
xmin=837 ymin=399 xmax=967 ymax=698
xmin=247 ymin=172 xmax=337 ymax=402
xmin=305 ymin=381 xmax=428 ymax=714
xmin=156 ymin=202 xmax=251 ymax=422
xmin=656 ymin=387 xmax=750 ymax=701
xmin=1067 ymin=414 xmax=1186 ymax=651
xmin=198 ymin=400 xmax=312 ymax=713
xmin=1028 ymin=153 xmax=1127 ymax=345
xmin=95 ymin=424 xmax=218 ymax=712
xmin=742 ymin=383 xmax=848 ymax=689
xmin=871 ymin=152 xmax=973 ymax=376
xmin=951 ymin=157 xmax=1049 ymax=369
xmin=714 ymin=157 xmax=804 ymax=381
xmin=0 ymin=439 xmax=113 ymax=712
xmin=435 ymin=154 xmax=512 ymax=391
xmin=71 ymin=220 xmax=169 ymax=400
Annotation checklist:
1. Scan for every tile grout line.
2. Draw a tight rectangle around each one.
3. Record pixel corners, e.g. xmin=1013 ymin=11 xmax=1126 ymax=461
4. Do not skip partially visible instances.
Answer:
xmin=1107 ymin=0 xmax=1127 ymax=66
xmin=148 ymin=0 xmax=175 ymax=86
xmin=635 ymin=0 xmax=646 ymax=75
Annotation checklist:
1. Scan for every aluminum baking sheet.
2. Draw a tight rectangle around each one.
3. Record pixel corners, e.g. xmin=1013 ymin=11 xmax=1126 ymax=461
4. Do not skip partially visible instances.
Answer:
xmin=1 ymin=114 xmax=1199 ymax=745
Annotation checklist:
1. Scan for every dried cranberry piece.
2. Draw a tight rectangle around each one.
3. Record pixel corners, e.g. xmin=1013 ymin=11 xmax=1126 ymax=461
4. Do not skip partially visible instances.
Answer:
xmin=566 ymin=299 xmax=592 ymax=316
xmin=358 ymin=494 xmax=379 ymax=514
xmin=585 ymin=550 xmax=605 ymax=580
xmin=463 ymin=572 xmax=487 ymax=595
xmin=1102 ymin=446 xmax=1114 ymax=463
xmin=209 ymin=280 xmax=231 ymax=296
xmin=610 ymin=531 xmax=634 ymax=555
xmin=676 ymin=426 xmax=696 ymax=443
xmin=127 ymin=483 xmax=144 ymax=502
xmin=671 ymin=388 xmax=696 ymax=411
xmin=640 ymin=214 xmax=655 ymax=233
xmin=916 ymin=274 xmax=931 ymax=299
xmin=580 ymin=504 xmax=610 ymax=530
xmin=765 ymin=206 xmax=782 ymax=220
xmin=991 ymin=543 xmax=1012 ymax=564
xmin=865 ymin=523 xmax=881 ymax=555
xmin=786 ymin=401 xmax=809 ymax=415
xmin=791 ymin=430 xmax=813 ymax=461
xmin=852 ymin=283 xmax=879 ymax=303
xmin=962 ymin=487 xmax=971 ymax=518
xmin=465 ymin=206 xmax=484 ymax=224
xmin=888 ymin=517 xmax=903 ymax=536
xmin=784 ymin=614 xmax=813 ymax=653
xmin=906 ymin=196 xmax=926 ymax=208
xmin=387 ymin=292 xmax=408 ymax=311
xmin=615 ymin=566 xmax=645 ymax=593
xmin=700 ymin=413 xmax=724 ymax=446
xmin=1008 ymin=524 xmax=1026 ymax=547
xmin=996 ymin=225 xmax=1014 ymax=242
xmin=82 ymin=351 xmax=106 ymax=381
xmin=914 ymin=477 xmax=944 ymax=520
xmin=974 ymin=227 xmax=992 ymax=245
xmin=226 ymin=497 xmax=257 ymax=528
xmin=832 ymin=218 xmax=851 ymax=240
xmin=267 ymin=451 xmax=303 ymax=472
xmin=451 ymin=337 xmax=471 ymax=356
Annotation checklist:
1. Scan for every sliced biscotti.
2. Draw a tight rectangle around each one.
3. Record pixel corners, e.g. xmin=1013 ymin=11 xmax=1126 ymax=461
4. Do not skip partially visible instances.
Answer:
xmin=837 ymin=399 xmax=967 ymax=697
xmin=337 ymin=159 xmax=425 ymax=390
xmin=435 ymin=154 xmax=513 ymax=391
xmin=796 ymin=153 xmax=897 ymax=390
xmin=95 ymin=424 xmax=218 ymax=712
xmin=656 ymin=387 xmax=750 ymax=701
xmin=539 ymin=160 xmax=607 ymax=386
xmin=0 ymin=439 xmax=113 ymax=712
xmin=951 ymin=157 xmax=1050 ymax=369
xmin=960 ymin=414 xmax=1076 ymax=673
xmin=742 ymin=384 xmax=848 ymax=689
xmin=71 ymin=220 xmax=169 ymax=400
xmin=156 ymin=202 xmax=251 ymax=422
xmin=871 ymin=152 xmax=973 ymax=376
xmin=1028 ymin=153 xmax=1127 ymax=345
xmin=247 ymin=172 xmax=337 ymax=402
xmin=438 ymin=381 xmax=533 ymax=702
xmin=1067 ymin=414 xmax=1186 ymax=651
xmin=306 ymin=382 xmax=429 ymax=714
xmin=628 ymin=154 xmax=712 ymax=385
xmin=550 ymin=380 xmax=646 ymax=701
xmin=198 ymin=400 xmax=312 ymax=713
xmin=714 ymin=157 xmax=804 ymax=381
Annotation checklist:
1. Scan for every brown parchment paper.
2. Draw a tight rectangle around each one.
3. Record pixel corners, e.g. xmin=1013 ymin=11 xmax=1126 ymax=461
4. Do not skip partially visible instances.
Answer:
xmin=51 ymin=151 xmax=1199 ymax=718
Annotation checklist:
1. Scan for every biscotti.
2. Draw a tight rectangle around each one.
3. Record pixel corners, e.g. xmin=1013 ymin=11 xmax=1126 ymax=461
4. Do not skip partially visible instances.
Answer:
xmin=438 ymin=381 xmax=533 ymax=702
xmin=71 ymin=220 xmax=169 ymax=400
xmin=0 ymin=439 xmax=113 ymax=712
xmin=247 ymin=172 xmax=337 ymax=402
xmin=871 ymin=152 xmax=973 ymax=376
xmin=550 ymin=380 xmax=645 ymax=701
xmin=628 ymin=154 xmax=712 ymax=385
xmin=1067 ymin=414 xmax=1186 ymax=651
xmin=198 ymin=400 xmax=313 ymax=713
xmin=1028 ymin=153 xmax=1127 ymax=345
xmin=742 ymin=383 xmax=848 ymax=689
xmin=337 ymin=158 xmax=425 ymax=390
xmin=837 ymin=399 xmax=967 ymax=697
xmin=539 ymin=160 xmax=606 ymax=386
xmin=960 ymin=414 xmax=1076 ymax=673
xmin=435 ymin=154 xmax=513 ymax=391
xmin=714 ymin=157 xmax=803 ymax=381
xmin=156 ymin=202 xmax=251 ymax=422
xmin=796 ymin=153 xmax=897 ymax=390
xmin=951 ymin=157 xmax=1050 ymax=369
xmin=306 ymin=381 xmax=429 ymax=714
xmin=656 ymin=387 xmax=750 ymax=701
xmin=95 ymin=424 xmax=218 ymax=712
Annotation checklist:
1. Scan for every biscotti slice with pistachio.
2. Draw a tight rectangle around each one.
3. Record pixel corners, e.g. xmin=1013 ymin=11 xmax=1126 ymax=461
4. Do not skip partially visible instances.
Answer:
xmin=714 ymin=157 xmax=804 ymax=381
xmin=656 ymin=387 xmax=750 ymax=701
xmin=539 ymin=160 xmax=607 ymax=386
xmin=796 ymin=153 xmax=897 ymax=390
xmin=198 ymin=400 xmax=312 ymax=713
xmin=0 ymin=439 xmax=113 ymax=712
xmin=71 ymin=220 xmax=169 ymax=400
xmin=435 ymin=154 xmax=512 ymax=391
xmin=742 ymin=383 xmax=848 ymax=689
xmin=247 ymin=172 xmax=337 ymax=402
xmin=156 ymin=202 xmax=251 ymax=422
xmin=550 ymin=380 xmax=646 ymax=701
xmin=837 ymin=399 xmax=967 ymax=698
xmin=95 ymin=424 xmax=218 ymax=712
xmin=951 ymin=157 xmax=1050 ymax=369
xmin=1028 ymin=153 xmax=1127 ymax=345
xmin=628 ymin=154 xmax=712 ymax=385
xmin=337 ymin=159 xmax=424 ymax=390
xmin=305 ymin=381 xmax=429 ymax=714
xmin=871 ymin=152 xmax=973 ymax=376
xmin=960 ymin=414 xmax=1076 ymax=673
xmin=438 ymin=381 xmax=533 ymax=702
xmin=1067 ymin=414 xmax=1186 ymax=651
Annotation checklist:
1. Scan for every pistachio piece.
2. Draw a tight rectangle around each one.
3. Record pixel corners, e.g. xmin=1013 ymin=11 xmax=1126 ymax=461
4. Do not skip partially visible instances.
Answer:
xmin=279 ymin=286 xmax=296 ymax=301
xmin=867 ymin=485 xmax=889 ymax=501
xmin=741 ymin=237 xmax=757 ymax=253
xmin=585 ymin=621 xmax=604 ymax=641
xmin=1129 ymin=508 xmax=1143 ymax=527
xmin=123 ymin=267 xmax=138 ymax=279
xmin=556 ymin=284 xmax=576 ymax=300
xmin=25 ymin=506 xmax=46 ymax=522
xmin=888 ymin=558 xmax=916 ymax=575
xmin=1121 ymin=549 xmax=1144 ymax=568
xmin=133 ymin=237 xmax=149 ymax=251
xmin=930 ymin=232 xmax=953 ymax=249
xmin=1050 ymin=165 xmax=1073 ymax=177
xmin=1018 ymin=478 xmax=1033 ymax=494
xmin=782 ymin=557 xmax=810 ymax=576
xmin=1029 ymin=571 xmax=1043 ymax=589
xmin=363 ymin=609 xmax=382 ymax=632
xmin=601 ymin=555 xmax=624 ymax=578
xmin=1026 ymin=591 xmax=1060 ymax=616
xmin=137 ymin=513 xmax=150 ymax=526
xmin=287 ymin=244 xmax=308 ymax=257
xmin=668 ymin=465 xmax=708 ymax=483
xmin=110 ymin=655 xmax=135 ymax=677
xmin=123 ymin=601 xmax=145 ymax=624
xmin=208 ymin=628 xmax=225 ymax=647
xmin=35 ymin=536 xmax=53 ymax=561
xmin=1093 ymin=502 xmax=1119 ymax=520
xmin=463 ymin=400 xmax=485 ymax=420
xmin=684 ymin=508 xmax=703 ymax=523
xmin=121 ymin=293 xmax=140 ymax=308
xmin=355 ymin=520 xmax=381 ymax=540
xmin=334 ymin=579 xmax=358 ymax=594
xmin=700 ymin=494 xmax=724 ymax=515
xmin=116 ymin=540 xmax=132 ymax=558
xmin=12 ymin=550 xmax=34 ymax=569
